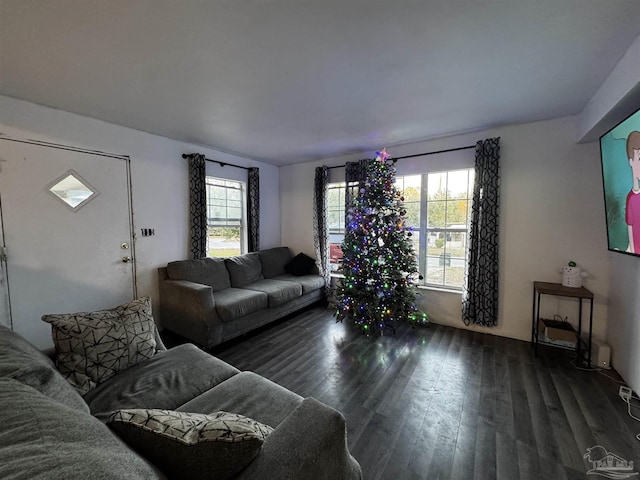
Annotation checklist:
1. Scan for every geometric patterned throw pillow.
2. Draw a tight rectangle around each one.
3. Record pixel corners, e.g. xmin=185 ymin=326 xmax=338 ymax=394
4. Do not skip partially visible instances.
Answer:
xmin=42 ymin=297 xmax=157 ymax=395
xmin=107 ymin=409 xmax=274 ymax=480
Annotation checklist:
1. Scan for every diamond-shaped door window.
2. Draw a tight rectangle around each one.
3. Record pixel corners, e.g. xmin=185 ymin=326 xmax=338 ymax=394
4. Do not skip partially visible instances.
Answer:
xmin=46 ymin=170 xmax=100 ymax=211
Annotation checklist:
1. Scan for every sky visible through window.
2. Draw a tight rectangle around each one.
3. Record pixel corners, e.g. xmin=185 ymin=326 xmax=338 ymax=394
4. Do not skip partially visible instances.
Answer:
xmin=328 ymin=168 xmax=473 ymax=289
xmin=206 ymin=177 xmax=246 ymax=257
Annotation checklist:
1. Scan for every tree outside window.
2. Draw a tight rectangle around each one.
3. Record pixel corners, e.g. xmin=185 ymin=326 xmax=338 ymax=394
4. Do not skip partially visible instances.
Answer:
xmin=206 ymin=177 xmax=246 ymax=257
xmin=423 ymin=169 xmax=474 ymax=288
xmin=327 ymin=168 xmax=473 ymax=288
xmin=391 ymin=169 xmax=474 ymax=289
xmin=327 ymin=182 xmax=346 ymax=270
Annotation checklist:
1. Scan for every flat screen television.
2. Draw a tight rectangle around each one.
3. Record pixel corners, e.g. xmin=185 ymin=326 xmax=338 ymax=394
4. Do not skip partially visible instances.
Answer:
xmin=600 ymin=107 xmax=640 ymax=256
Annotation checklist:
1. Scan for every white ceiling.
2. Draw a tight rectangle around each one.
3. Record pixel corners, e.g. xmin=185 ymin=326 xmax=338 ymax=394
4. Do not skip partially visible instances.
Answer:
xmin=1 ymin=1 xmax=639 ymax=166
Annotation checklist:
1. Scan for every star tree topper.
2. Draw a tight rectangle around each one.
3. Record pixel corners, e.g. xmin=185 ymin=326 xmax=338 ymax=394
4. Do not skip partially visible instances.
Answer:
xmin=376 ymin=148 xmax=390 ymax=162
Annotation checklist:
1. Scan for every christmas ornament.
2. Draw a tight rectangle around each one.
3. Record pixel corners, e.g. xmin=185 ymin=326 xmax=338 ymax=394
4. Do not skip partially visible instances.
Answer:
xmin=334 ymin=148 xmax=428 ymax=335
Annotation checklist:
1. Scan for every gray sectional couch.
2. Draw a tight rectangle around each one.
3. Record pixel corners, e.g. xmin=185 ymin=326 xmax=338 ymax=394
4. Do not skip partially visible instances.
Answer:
xmin=0 ymin=323 xmax=362 ymax=479
xmin=158 ymin=247 xmax=325 ymax=349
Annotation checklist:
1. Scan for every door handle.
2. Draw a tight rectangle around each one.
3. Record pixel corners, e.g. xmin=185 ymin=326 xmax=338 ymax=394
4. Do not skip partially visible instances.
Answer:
xmin=122 ymin=256 xmax=132 ymax=263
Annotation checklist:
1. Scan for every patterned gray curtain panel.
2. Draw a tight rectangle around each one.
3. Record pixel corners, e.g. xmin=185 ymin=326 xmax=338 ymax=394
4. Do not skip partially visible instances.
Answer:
xmin=313 ymin=166 xmax=330 ymax=291
xmin=344 ymin=159 xmax=371 ymax=227
xmin=463 ymin=137 xmax=501 ymax=327
xmin=187 ymin=153 xmax=207 ymax=259
xmin=247 ymin=167 xmax=260 ymax=252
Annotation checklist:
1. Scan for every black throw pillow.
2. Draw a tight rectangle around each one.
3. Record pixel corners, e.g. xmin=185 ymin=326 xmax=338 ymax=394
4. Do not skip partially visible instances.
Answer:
xmin=284 ymin=253 xmax=316 ymax=276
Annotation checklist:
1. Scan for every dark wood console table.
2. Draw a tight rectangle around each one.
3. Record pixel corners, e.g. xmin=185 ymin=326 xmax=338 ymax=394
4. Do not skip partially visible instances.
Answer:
xmin=531 ymin=281 xmax=594 ymax=366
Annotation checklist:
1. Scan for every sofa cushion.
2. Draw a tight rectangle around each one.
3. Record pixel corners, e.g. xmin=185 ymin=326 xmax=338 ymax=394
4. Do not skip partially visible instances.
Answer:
xmin=284 ymin=252 xmax=316 ymax=276
xmin=243 ymin=279 xmax=302 ymax=307
xmin=177 ymin=372 xmax=303 ymax=429
xmin=225 ymin=252 xmax=264 ymax=287
xmin=108 ymin=409 xmax=273 ymax=480
xmin=166 ymin=257 xmax=231 ymax=291
xmin=0 ymin=378 xmax=162 ymax=480
xmin=0 ymin=326 xmax=89 ymax=413
xmin=273 ymin=274 xmax=326 ymax=294
xmin=258 ymin=247 xmax=293 ymax=278
xmin=235 ymin=397 xmax=363 ymax=480
xmin=213 ymin=288 xmax=268 ymax=322
xmin=41 ymin=297 xmax=158 ymax=395
xmin=83 ymin=343 xmax=240 ymax=418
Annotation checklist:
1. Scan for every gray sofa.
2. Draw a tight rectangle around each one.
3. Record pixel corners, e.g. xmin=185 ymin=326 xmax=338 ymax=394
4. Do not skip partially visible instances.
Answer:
xmin=158 ymin=247 xmax=325 ymax=349
xmin=0 ymin=324 xmax=362 ymax=479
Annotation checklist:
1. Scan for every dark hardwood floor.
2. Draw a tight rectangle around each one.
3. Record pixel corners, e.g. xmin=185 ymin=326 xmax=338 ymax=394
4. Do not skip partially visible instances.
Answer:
xmin=164 ymin=304 xmax=640 ymax=479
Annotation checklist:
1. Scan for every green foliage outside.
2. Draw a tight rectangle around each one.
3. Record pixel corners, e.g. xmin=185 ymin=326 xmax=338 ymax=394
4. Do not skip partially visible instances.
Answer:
xmin=334 ymin=154 xmax=427 ymax=335
xmin=402 ymin=186 xmax=420 ymax=227
xmin=426 ymin=191 xmax=469 ymax=228
xmin=399 ymin=186 xmax=469 ymax=229
xmin=208 ymin=247 xmax=240 ymax=257
xmin=209 ymin=227 xmax=240 ymax=240
xmin=403 ymin=183 xmax=470 ymax=289
xmin=208 ymin=227 xmax=241 ymax=257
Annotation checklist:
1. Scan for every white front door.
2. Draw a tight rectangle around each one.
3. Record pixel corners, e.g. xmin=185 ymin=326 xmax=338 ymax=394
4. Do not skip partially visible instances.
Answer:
xmin=0 ymin=138 xmax=136 ymax=349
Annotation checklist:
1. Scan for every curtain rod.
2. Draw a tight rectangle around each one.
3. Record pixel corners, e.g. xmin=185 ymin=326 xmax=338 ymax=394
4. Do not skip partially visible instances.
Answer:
xmin=326 ymin=144 xmax=476 ymax=170
xmin=182 ymin=153 xmax=252 ymax=171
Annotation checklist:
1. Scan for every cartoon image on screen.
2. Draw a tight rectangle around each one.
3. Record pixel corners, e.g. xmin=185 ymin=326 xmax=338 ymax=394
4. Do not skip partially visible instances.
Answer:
xmin=600 ymin=108 xmax=640 ymax=255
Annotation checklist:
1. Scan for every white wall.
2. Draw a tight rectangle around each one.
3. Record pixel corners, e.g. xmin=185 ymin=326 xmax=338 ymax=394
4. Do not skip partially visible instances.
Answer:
xmin=578 ymin=34 xmax=640 ymax=142
xmin=606 ymin=254 xmax=640 ymax=389
xmin=577 ymin=32 xmax=640 ymax=393
xmin=0 ymin=95 xmax=280 ymax=324
xmin=281 ymin=115 xmax=610 ymax=343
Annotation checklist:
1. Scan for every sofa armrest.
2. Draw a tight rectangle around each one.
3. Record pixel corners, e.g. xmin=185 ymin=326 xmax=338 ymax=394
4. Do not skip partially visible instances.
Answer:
xmin=237 ymin=397 xmax=362 ymax=480
xmin=158 ymin=277 xmax=220 ymax=347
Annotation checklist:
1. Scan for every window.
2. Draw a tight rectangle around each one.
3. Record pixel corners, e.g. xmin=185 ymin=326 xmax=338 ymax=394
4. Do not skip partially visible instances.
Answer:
xmin=394 ymin=175 xmax=422 ymax=277
xmin=326 ymin=167 xmax=473 ymax=288
xmin=327 ymin=182 xmax=346 ymax=270
xmin=383 ymin=169 xmax=474 ymax=290
xmin=422 ymin=169 xmax=474 ymax=289
xmin=206 ymin=177 xmax=246 ymax=257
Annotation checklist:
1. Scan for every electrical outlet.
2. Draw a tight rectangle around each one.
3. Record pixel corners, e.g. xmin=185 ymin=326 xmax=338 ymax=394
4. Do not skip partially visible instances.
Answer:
xmin=620 ymin=386 xmax=632 ymax=402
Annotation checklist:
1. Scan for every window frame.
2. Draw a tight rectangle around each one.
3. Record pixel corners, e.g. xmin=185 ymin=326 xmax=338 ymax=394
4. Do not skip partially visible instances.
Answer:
xmin=417 ymin=168 xmax=474 ymax=291
xmin=205 ymin=176 xmax=247 ymax=257
xmin=327 ymin=181 xmax=347 ymax=270
xmin=325 ymin=156 xmax=474 ymax=290
xmin=327 ymin=182 xmax=346 ymax=236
